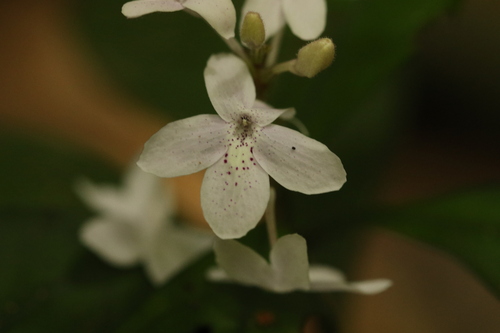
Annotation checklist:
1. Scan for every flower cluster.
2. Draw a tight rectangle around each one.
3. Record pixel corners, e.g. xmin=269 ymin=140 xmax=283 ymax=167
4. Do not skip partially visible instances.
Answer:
xmin=75 ymin=0 xmax=390 ymax=295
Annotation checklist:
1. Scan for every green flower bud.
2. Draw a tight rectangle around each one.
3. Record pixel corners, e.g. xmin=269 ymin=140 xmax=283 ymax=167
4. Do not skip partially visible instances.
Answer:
xmin=294 ymin=38 xmax=335 ymax=78
xmin=240 ymin=12 xmax=265 ymax=49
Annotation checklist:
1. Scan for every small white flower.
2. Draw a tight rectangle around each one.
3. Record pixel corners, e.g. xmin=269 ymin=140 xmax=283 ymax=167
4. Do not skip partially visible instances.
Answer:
xmin=122 ymin=0 xmax=236 ymax=39
xmin=76 ymin=164 xmax=214 ymax=285
xmin=207 ymin=234 xmax=392 ymax=294
xmin=241 ymin=0 xmax=327 ymax=40
xmin=138 ymin=53 xmax=346 ymax=239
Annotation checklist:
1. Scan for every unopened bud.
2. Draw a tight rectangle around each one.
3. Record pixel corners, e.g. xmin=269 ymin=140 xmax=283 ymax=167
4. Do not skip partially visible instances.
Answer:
xmin=240 ymin=12 xmax=265 ymax=49
xmin=294 ymin=38 xmax=335 ymax=78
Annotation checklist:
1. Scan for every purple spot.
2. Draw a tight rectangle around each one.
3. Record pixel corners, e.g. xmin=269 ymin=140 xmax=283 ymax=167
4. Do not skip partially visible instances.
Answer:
xmin=236 ymin=167 xmax=239 ymax=170
xmin=227 ymin=171 xmax=231 ymax=175
xmin=253 ymin=163 xmax=256 ymax=165
xmin=250 ymin=158 xmax=254 ymax=161
xmin=235 ymin=182 xmax=238 ymax=186
xmin=242 ymin=160 xmax=245 ymax=163
xmin=224 ymin=159 xmax=227 ymax=163
xmin=250 ymin=147 xmax=254 ymax=153
xmin=225 ymin=153 xmax=228 ymax=157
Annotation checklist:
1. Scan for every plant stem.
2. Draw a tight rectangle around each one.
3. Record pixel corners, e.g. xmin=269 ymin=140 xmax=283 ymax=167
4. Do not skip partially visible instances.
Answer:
xmin=265 ymin=187 xmax=278 ymax=247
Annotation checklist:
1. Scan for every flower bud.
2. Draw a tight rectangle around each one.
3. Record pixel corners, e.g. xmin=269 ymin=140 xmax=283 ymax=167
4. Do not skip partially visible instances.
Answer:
xmin=294 ymin=38 xmax=335 ymax=78
xmin=240 ymin=12 xmax=265 ymax=49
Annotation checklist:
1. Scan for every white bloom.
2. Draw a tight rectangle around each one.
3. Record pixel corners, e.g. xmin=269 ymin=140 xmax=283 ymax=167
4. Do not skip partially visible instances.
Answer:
xmin=241 ymin=0 xmax=327 ymax=40
xmin=122 ymin=0 xmax=236 ymax=39
xmin=138 ymin=53 xmax=346 ymax=239
xmin=207 ymin=234 xmax=392 ymax=294
xmin=76 ymin=164 xmax=214 ymax=285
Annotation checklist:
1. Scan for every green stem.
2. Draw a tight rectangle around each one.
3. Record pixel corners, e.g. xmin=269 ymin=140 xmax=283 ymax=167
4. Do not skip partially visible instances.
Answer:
xmin=265 ymin=187 xmax=278 ymax=248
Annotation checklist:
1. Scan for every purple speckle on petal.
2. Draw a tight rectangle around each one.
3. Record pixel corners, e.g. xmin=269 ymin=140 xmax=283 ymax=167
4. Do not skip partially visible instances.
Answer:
xmin=235 ymin=182 xmax=238 ymax=186
xmin=224 ymin=159 xmax=227 ymax=163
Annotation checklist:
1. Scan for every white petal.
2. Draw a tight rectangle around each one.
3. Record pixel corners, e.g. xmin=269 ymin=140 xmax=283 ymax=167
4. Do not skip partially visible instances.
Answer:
xmin=254 ymin=125 xmax=346 ymax=194
xmin=206 ymin=266 xmax=230 ymax=281
xmin=282 ymin=0 xmax=326 ymax=40
xmin=137 ymin=114 xmax=229 ymax=178
xmin=80 ymin=218 xmax=141 ymax=266
xmin=143 ymin=224 xmax=214 ymax=285
xmin=122 ymin=164 xmax=171 ymax=223
xmin=204 ymin=54 xmax=256 ymax=122
xmin=241 ymin=0 xmax=285 ymax=40
xmin=122 ymin=0 xmax=184 ymax=18
xmin=213 ymin=238 xmax=275 ymax=289
xmin=250 ymin=99 xmax=293 ymax=126
xmin=75 ymin=179 xmax=130 ymax=218
xmin=347 ymin=279 xmax=393 ymax=294
xmin=211 ymin=234 xmax=310 ymax=292
xmin=269 ymin=234 xmax=310 ymax=292
xmin=308 ymin=265 xmax=392 ymax=294
xmin=183 ymin=0 xmax=236 ymax=39
xmin=200 ymin=142 xmax=269 ymax=239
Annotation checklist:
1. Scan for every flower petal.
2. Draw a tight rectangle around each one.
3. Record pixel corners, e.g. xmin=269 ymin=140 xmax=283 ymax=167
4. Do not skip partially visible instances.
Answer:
xmin=201 ymin=144 xmax=269 ymax=239
xmin=211 ymin=234 xmax=310 ymax=292
xmin=347 ymin=279 xmax=393 ymax=294
xmin=143 ymin=224 xmax=214 ymax=285
xmin=122 ymin=0 xmax=184 ymax=18
xmin=138 ymin=114 xmax=229 ymax=178
xmin=213 ymin=238 xmax=274 ymax=289
xmin=254 ymin=125 xmax=346 ymax=194
xmin=75 ymin=178 xmax=132 ymax=218
xmin=269 ymin=234 xmax=310 ymax=292
xmin=80 ymin=218 xmax=141 ymax=266
xmin=282 ymin=0 xmax=326 ymax=40
xmin=183 ymin=0 xmax=236 ymax=39
xmin=241 ymin=0 xmax=285 ymax=40
xmin=250 ymin=99 xmax=293 ymax=126
xmin=308 ymin=265 xmax=392 ymax=294
xmin=123 ymin=164 xmax=172 ymax=222
xmin=204 ymin=53 xmax=255 ymax=122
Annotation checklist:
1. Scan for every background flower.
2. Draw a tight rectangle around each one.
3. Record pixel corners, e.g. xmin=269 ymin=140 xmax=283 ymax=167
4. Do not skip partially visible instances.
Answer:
xmin=77 ymin=164 xmax=214 ymax=285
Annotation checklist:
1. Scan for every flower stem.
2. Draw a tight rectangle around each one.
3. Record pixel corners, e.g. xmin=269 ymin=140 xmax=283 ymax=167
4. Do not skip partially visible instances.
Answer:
xmin=266 ymin=27 xmax=285 ymax=67
xmin=265 ymin=187 xmax=278 ymax=247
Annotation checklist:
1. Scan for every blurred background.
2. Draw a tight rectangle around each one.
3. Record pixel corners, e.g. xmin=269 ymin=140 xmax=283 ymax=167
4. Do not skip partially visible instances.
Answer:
xmin=1 ymin=0 xmax=499 ymax=332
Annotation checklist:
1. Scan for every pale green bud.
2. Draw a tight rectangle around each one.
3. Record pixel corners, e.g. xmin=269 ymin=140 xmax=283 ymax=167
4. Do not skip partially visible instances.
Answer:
xmin=240 ymin=12 xmax=265 ymax=49
xmin=294 ymin=38 xmax=335 ymax=78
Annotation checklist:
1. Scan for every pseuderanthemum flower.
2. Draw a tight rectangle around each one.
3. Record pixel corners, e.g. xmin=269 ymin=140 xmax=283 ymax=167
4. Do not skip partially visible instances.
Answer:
xmin=207 ymin=234 xmax=392 ymax=294
xmin=77 ymin=164 xmax=214 ymax=285
xmin=138 ymin=53 xmax=346 ymax=239
xmin=122 ymin=0 xmax=236 ymax=39
xmin=241 ymin=0 xmax=327 ymax=41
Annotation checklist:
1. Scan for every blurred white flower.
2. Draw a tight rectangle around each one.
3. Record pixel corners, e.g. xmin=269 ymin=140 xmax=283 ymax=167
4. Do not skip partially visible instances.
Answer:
xmin=207 ymin=234 xmax=392 ymax=294
xmin=138 ymin=53 xmax=346 ymax=239
xmin=241 ymin=0 xmax=327 ymax=40
xmin=122 ymin=0 xmax=236 ymax=39
xmin=76 ymin=164 xmax=214 ymax=285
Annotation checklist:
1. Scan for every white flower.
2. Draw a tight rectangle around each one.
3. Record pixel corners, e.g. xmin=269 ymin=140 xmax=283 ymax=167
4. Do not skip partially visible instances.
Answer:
xmin=76 ymin=164 xmax=214 ymax=285
xmin=207 ymin=234 xmax=392 ymax=294
xmin=137 ymin=53 xmax=346 ymax=239
xmin=122 ymin=0 xmax=236 ymax=39
xmin=241 ymin=0 xmax=327 ymax=41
